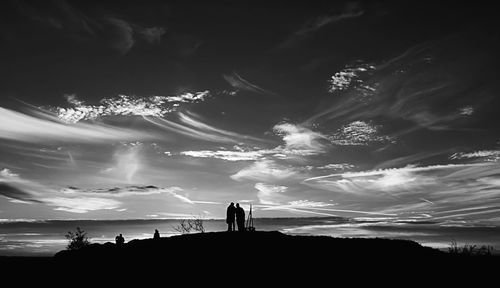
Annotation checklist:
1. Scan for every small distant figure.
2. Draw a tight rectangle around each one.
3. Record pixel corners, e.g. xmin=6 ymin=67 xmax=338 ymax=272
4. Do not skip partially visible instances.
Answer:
xmin=115 ymin=233 xmax=125 ymax=246
xmin=235 ymin=203 xmax=245 ymax=232
xmin=153 ymin=229 xmax=160 ymax=240
xmin=226 ymin=202 xmax=236 ymax=232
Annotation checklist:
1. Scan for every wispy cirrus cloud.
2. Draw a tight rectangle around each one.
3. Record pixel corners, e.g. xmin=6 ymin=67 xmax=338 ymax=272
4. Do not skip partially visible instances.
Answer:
xmin=107 ymin=19 xmax=167 ymax=54
xmin=231 ymin=160 xmax=300 ymax=182
xmin=273 ymin=123 xmax=327 ymax=155
xmin=102 ymin=145 xmax=142 ymax=183
xmin=102 ymin=17 xmax=168 ymax=54
xmin=56 ymin=92 xmax=209 ymax=123
xmin=0 ymin=168 xmax=122 ymax=212
xmin=373 ymin=151 xmax=452 ymax=170
xmin=1 ymin=166 xmax=218 ymax=214
xmin=180 ymin=122 xmax=328 ymax=162
xmin=178 ymin=112 xmax=263 ymax=142
xmin=303 ymin=163 xmax=485 ymax=196
xmin=258 ymin=201 xmax=396 ymax=217
xmin=450 ymin=150 xmax=500 ymax=162
xmin=180 ymin=149 xmax=263 ymax=161
xmin=0 ymin=107 xmax=150 ymax=143
xmin=44 ymin=196 xmax=121 ymax=214
xmin=61 ymin=185 xmax=220 ymax=205
xmin=62 ymin=185 xmax=178 ymax=197
xmin=143 ymin=112 xmax=262 ymax=144
xmin=107 ymin=18 xmax=135 ymax=54
xmin=316 ymin=163 xmax=355 ymax=171
xmin=254 ymin=182 xmax=288 ymax=205
xmin=303 ymin=162 xmax=500 ymax=221
xmin=307 ymin=37 xmax=489 ymax=134
xmin=223 ymin=72 xmax=277 ymax=95
xmin=295 ymin=2 xmax=364 ymax=36
xmin=277 ymin=2 xmax=365 ymax=49
xmin=143 ymin=116 xmax=238 ymax=144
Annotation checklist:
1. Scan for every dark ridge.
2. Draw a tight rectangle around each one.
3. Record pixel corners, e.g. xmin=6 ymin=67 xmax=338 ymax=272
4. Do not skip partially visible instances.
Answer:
xmin=2 ymin=231 xmax=498 ymax=281
xmin=54 ymin=231 xmax=498 ymax=266
xmin=55 ymin=231 xmax=443 ymax=261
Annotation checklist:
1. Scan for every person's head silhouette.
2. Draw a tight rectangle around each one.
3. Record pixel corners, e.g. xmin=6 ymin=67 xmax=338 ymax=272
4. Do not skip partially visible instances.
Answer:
xmin=236 ymin=203 xmax=240 ymax=208
xmin=230 ymin=202 xmax=234 ymax=206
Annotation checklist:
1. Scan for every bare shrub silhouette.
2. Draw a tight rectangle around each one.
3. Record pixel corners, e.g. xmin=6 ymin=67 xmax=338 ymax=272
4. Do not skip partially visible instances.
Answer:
xmin=173 ymin=216 xmax=205 ymax=234
xmin=65 ymin=227 xmax=90 ymax=250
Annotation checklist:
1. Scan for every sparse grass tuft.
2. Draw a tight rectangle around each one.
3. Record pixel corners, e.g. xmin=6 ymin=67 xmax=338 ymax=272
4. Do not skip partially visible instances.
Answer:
xmin=448 ymin=239 xmax=493 ymax=256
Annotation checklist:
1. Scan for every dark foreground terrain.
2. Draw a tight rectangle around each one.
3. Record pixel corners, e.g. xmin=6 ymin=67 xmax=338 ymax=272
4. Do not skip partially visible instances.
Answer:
xmin=1 ymin=231 xmax=498 ymax=282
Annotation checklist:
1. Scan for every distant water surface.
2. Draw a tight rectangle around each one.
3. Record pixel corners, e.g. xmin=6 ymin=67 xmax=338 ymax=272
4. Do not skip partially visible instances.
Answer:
xmin=1 ymin=217 xmax=499 ymax=256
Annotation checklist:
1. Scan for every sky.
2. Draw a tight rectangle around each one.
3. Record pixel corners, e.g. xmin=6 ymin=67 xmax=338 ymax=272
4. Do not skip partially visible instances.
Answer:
xmin=1 ymin=0 xmax=500 ymax=223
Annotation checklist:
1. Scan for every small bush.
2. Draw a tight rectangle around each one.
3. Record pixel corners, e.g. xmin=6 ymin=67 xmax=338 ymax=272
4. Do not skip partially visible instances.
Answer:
xmin=65 ymin=227 xmax=90 ymax=250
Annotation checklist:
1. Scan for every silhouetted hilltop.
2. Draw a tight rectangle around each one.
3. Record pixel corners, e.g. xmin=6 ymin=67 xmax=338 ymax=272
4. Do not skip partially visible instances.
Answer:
xmin=53 ymin=231 xmax=499 ymax=270
xmin=2 ymin=231 xmax=499 ymax=282
xmin=56 ymin=231 xmax=443 ymax=261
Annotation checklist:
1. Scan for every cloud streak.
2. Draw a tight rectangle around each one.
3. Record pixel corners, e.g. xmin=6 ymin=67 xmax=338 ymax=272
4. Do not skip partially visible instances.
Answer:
xmin=0 ymin=182 xmax=43 ymax=204
xmin=317 ymin=163 xmax=355 ymax=171
xmin=180 ymin=150 xmax=263 ymax=161
xmin=178 ymin=112 xmax=263 ymax=142
xmin=223 ymin=72 xmax=277 ymax=95
xmin=231 ymin=160 xmax=300 ymax=182
xmin=44 ymin=196 xmax=121 ymax=214
xmin=255 ymin=183 xmax=288 ymax=205
xmin=295 ymin=2 xmax=365 ymax=36
xmin=143 ymin=113 xmax=261 ymax=144
xmin=62 ymin=185 xmax=220 ymax=205
xmin=303 ymin=162 xmax=500 ymax=221
xmin=0 ymin=107 xmax=149 ymax=143
xmin=62 ymin=185 xmax=180 ymax=197
xmin=179 ymin=122 xmax=328 ymax=162
xmin=450 ymin=150 xmax=500 ymax=162
xmin=303 ymin=163 xmax=487 ymax=195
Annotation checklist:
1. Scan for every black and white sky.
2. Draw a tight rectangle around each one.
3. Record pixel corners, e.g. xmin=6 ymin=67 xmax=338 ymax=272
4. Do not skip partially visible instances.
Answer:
xmin=1 ymin=0 xmax=500 ymax=222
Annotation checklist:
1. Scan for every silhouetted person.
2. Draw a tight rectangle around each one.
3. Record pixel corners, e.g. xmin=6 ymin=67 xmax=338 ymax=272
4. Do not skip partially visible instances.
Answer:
xmin=226 ymin=202 xmax=236 ymax=231
xmin=154 ymin=229 xmax=160 ymax=239
xmin=115 ymin=234 xmax=125 ymax=246
xmin=235 ymin=203 xmax=245 ymax=232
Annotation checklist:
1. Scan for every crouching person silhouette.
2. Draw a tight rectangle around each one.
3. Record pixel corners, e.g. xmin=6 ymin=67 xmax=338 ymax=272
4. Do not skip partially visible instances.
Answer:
xmin=115 ymin=233 xmax=125 ymax=246
xmin=226 ymin=202 xmax=236 ymax=232
xmin=154 ymin=229 xmax=160 ymax=239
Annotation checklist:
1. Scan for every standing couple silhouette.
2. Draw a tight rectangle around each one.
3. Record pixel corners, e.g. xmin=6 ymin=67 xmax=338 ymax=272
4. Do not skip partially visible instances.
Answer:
xmin=226 ymin=202 xmax=245 ymax=232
